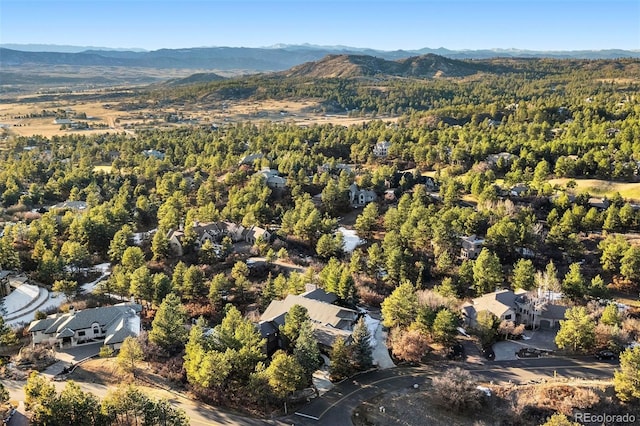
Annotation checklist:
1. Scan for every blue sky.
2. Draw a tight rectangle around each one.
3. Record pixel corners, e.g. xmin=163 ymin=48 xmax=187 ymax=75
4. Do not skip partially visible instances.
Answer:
xmin=1 ymin=0 xmax=639 ymax=51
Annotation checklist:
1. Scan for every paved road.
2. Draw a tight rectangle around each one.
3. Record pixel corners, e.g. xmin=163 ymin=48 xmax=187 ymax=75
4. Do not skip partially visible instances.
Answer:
xmin=3 ymin=356 xmax=618 ymax=426
xmin=1 ymin=377 xmax=287 ymax=426
xmin=289 ymin=356 xmax=619 ymax=425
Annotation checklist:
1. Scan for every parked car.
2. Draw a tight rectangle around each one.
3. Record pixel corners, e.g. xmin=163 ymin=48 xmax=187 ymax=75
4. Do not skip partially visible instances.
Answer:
xmin=595 ymin=350 xmax=617 ymax=360
xmin=447 ymin=343 xmax=465 ymax=360
xmin=516 ymin=348 xmax=548 ymax=358
xmin=482 ymin=346 xmax=495 ymax=360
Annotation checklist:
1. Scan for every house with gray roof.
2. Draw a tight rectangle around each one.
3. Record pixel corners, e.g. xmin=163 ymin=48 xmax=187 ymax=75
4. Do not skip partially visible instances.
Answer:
xmin=349 ymin=183 xmax=377 ymax=208
xmin=462 ymin=288 xmax=567 ymax=330
xmin=259 ymin=286 xmax=359 ymax=352
xmin=28 ymin=303 xmax=141 ymax=350
xmin=167 ymin=221 xmax=246 ymax=256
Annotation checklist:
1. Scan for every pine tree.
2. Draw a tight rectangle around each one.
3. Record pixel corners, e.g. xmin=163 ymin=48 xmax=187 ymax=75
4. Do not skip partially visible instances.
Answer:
xmin=555 ymin=306 xmax=595 ymax=353
xmin=472 ymin=248 xmax=503 ymax=295
xmin=350 ymin=317 xmax=373 ymax=371
xmin=381 ymin=282 xmax=417 ymax=329
xmin=600 ymin=302 xmax=621 ymax=326
xmin=149 ymin=293 xmax=187 ymax=355
xmin=613 ymin=347 xmax=640 ymax=402
xmin=432 ymin=309 xmax=458 ymax=345
xmin=265 ymin=351 xmax=305 ymax=399
xmin=280 ymin=304 xmax=310 ymax=349
xmin=116 ymin=336 xmax=143 ymax=377
xmin=512 ymin=258 xmax=535 ymax=290
xmin=329 ymin=338 xmax=353 ymax=382
xmin=294 ymin=321 xmax=321 ymax=383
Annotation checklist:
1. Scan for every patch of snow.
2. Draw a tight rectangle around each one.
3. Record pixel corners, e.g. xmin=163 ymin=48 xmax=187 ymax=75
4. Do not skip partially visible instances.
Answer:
xmin=363 ymin=314 xmax=379 ymax=347
xmin=477 ymin=386 xmax=492 ymax=397
xmin=6 ymin=292 xmax=68 ymax=327
xmin=2 ymin=283 xmax=40 ymax=315
xmin=337 ymin=227 xmax=364 ymax=253
xmin=81 ymin=263 xmax=112 ymax=294
xmin=457 ymin=327 xmax=469 ymax=337
xmin=132 ymin=229 xmax=156 ymax=246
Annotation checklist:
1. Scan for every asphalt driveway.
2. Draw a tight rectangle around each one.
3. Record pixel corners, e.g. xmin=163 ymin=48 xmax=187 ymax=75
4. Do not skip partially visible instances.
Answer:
xmin=493 ymin=329 xmax=558 ymax=361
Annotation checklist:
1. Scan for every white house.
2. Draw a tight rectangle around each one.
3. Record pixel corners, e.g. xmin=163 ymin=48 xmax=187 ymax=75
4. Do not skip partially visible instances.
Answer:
xmin=257 ymin=168 xmax=287 ymax=189
xmin=349 ymin=183 xmax=377 ymax=208
xmin=373 ymin=141 xmax=391 ymax=157
xmin=460 ymin=235 xmax=485 ymax=260
xmin=28 ymin=303 xmax=142 ymax=350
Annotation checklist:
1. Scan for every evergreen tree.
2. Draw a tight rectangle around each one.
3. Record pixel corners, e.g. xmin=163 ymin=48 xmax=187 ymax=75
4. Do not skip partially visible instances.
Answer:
xmin=109 ymin=224 xmax=133 ymax=263
xmin=613 ymin=347 xmax=640 ymax=402
xmin=280 ymin=304 xmax=310 ymax=349
xmin=152 ymin=273 xmax=172 ymax=305
xmin=149 ymin=293 xmax=187 ymax=355
xmin=354 ymin=202 xmax=379 ymax=238
xmin=116 ymin=336 xmax=143 ymax=377
xmin=350 ymin=317 xmax=373 ymax=371
xmin=265 ymin=351 xmax=305 ymax=399
xmin=294 ymin=321 xmax=321 ymax=383
xmin=561 ymin=263 xmax=586 ymax=300
xmin=472 ymin=248 xmax=503 ymax=295
xmin=555 ymin=306 xmax=595 ymax=353
xmin=432 ymin=309 xmax=458 ymax=344
xmin=512 ymin=258 xmax=536 ymax=290
xmin=600 ymin=302 xmax=621 ymax=326
xmin=329 ymin=338 xmax=352 ymax=382
xmin=151 ymin=230 xmax=170 ymax=261
xmin=381 ymin=282 xmax=417 ymax=329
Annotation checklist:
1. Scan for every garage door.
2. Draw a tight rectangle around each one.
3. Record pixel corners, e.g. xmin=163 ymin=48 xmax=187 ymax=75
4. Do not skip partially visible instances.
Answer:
xmin=539 ymin=319 xmax=553 ymax=329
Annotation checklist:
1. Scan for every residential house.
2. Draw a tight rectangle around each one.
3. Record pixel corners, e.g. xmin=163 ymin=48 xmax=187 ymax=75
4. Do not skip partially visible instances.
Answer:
xmin=425 ymin=176 xmax=439 ymax=192
xmin=510 ymin=183 xmax=529 ymax=197
xmin=0 ymin=271 xmax=11 ymax=297
xmin=486 ymin=152 xmax=517 ymax=168
xmin=53 ymin=118 xmax=74 ymax=125
xmin=167 ymin=221 xmax=246 ymax=256
xmin=244 ymin=225 xmax=271 ymax=245
xmin=317 ymin=163 xmax=353 ymax=175
xmin=349 ymin=183 xmax=377 ymax=208
xmin=460 ymin=235 xmax=485 ymax=260
xmin=142 ymin=149 xmax=165 ymax=160
xmin=259 ymin=286 xmax=359 ymax=353
xmin=28 ymin=303 xmax=142 ymax=350
xmin=588 ymin=197 xmax=610 ymax=211
xmin=239 ymin=153 xmax=264 ymax=166
xmin=373 ymin=141 xmax=391 ymax=157
xmin=461 ymin=288 xmax=567 ymax=330
xmin=462 ymin=289 xmax=522 ymax=327
xmin=258 ymin=168 xmax=287 ymax=189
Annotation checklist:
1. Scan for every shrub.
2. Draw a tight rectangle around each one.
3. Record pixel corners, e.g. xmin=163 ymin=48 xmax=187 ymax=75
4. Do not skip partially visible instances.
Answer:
xmin=432 ymin=367 xmax=483 ymax=412
xmin=99 ymin=346 xmax=114 ymax=358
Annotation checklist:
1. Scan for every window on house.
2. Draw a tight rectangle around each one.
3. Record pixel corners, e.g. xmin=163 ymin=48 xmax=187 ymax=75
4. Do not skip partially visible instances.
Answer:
xmin=78 ymin=331 xmax=85 ymax=336
xmin=93 ymin=325 xmax=100 ymax=334
xmin=504 ymin=314 xmax=512 ymax=320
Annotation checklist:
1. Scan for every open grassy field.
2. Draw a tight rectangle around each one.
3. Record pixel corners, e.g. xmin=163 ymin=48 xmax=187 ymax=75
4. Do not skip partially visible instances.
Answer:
xmin=549 ymin=178 xmax=640 ymax=201
xmin=0 ymin=89 xmax=398 ymax=139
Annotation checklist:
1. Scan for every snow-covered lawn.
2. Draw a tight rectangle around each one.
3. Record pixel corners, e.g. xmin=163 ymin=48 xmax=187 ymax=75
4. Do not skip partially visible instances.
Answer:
xmin=5 ymin=290 xmax=68 ymax=328
xmin=338 ymin=227 xmax=364 ymax=253
xmin=81 ymin=263 xmax=111 ymax=294
xmin=362 ymin=313 xmax=395 ymax=369
xmin=2 ymin=283 xmax=40 ymax=315
xmin=133 ymin=229 xmax=157 ymax=245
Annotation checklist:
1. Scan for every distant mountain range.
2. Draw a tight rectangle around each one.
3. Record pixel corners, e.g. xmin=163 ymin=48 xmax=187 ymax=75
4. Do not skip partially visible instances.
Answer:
xmin=2 ymin=44 xmax=639 ymax=73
